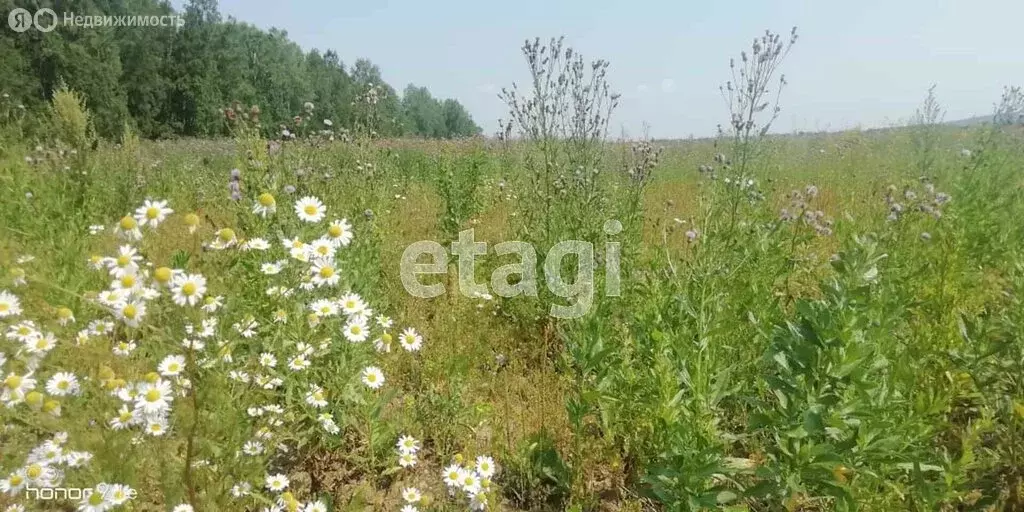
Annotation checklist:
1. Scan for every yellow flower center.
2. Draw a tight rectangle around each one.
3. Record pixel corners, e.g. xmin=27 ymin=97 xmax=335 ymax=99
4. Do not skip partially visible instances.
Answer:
xmin=57 ymin=307 xmax=72 ymax=319
xmin=145 ymin=389 xmax=161 ymax=402
xmin=318 ymin=266 xmax=335 ymax=278
xmin=123 ymin=304 xmax=137 ymax=319
xmin=328 ymin=225 xmax=343 ymax=237
xmin=184 ymin=213 xmax=200 ymax=226
xmin=146 ymin=206 xmax=159 ymax=219
xmin=154 ymin=267 xmax=172 ymax=283
xmin=314 ymin=391 xmax=324 ymax=401
xmin=218 ymin=228 xmax=235 ymax=242
xmin=57 ymin=380 xmax=69 ymax=390
xmin=119 ymin=216 xmax=137 ymax=230
xmin=168 ymin=363 xmax=180 ymax=372
xmin=35 ymin=338 xmax=48 ymax=350
xmin=10 ymin=475 xmax=24 ymax=486
xmin=0 ymin=304 xmax=8 ymax=313
xmin=17 ymin=326 xmax=30 ymax=336
xmin=26 ymin=391 xmax=43 ymax=405
xmin=27 ymin=464 xmax=42 ymax=479
xmin=4 ymin=375 xmax=22 ymax=389
xmin=181 ymin=282 xmax=197 ymax=296
xmin=89 ymin=491 xmax=104 ymax=505
xmin=350 ymin=326 xmax=362 ymax=335
xmin=382 ymin=332 xmax=392 ymax=342
xmin=116 ymin=255 xmax=130 ymax=266
xmin=43 ymin=399 xmax=59 ymax=413
xmin=258 ymin=193 xmax=275 ymax=206
xmin=121 ymin=275 xmax=136 ymax=288
xmin=119 ymin=410 xmax=132 ymax=422
xmin=317 ymin=246 xmax=329 ymax=255
xmin=304 ymin=205 xmax=318 ymax=216
xmin=367 ymin=374 xmax=377 ymax=382
xmin=145 ymin=372 xmax=160 ymax=383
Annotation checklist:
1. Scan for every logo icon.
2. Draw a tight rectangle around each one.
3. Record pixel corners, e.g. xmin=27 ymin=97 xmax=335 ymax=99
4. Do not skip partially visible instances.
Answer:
xmin=8 ymin=7 xmax=32 ymax=32
xmin=8 ymin=7 xmax=58 ymax=32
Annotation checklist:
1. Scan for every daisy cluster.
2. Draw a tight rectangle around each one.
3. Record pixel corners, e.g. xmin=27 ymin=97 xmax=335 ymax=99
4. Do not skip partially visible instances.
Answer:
xmin=0 ymin=189 xmax=460 ymax=511
xmin=393 ymin=434 xmax=498 ymax=511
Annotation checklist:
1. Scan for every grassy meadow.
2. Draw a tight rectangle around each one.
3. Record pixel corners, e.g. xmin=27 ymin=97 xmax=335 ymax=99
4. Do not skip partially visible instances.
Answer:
xmin=2 ymin=40 xmax=1024 ymax=512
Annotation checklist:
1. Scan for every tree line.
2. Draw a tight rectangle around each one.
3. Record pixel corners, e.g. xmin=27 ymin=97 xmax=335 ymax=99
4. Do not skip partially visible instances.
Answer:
xmin=0 ymin=0 xmax=482 ymax=140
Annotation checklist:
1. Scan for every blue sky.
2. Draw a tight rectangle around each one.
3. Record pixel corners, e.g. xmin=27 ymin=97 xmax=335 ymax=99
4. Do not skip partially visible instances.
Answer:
xmin=172 ymin=0 xmax=1023 ymax=139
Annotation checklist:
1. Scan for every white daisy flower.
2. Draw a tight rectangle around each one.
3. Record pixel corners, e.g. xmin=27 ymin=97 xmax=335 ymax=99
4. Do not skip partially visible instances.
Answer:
xmin=230 ymin=482 xmax=252 ymax=498
xmin=242 ymin=237 xmax=270 ymax=251
xmin=0 ymin=291 xmax=22 ymax=318
xmin=242 ymin=440 xmax=265 ymax=456
xmin=134 ymin=199 xmax=173 ymax=229
xmin=305 ymin=384 xmax=328 ymax=408
xmin=77 ymin=488 xmax=113 ymax=512
xmin=442 ymin=464 xmax=463 ymax=487
xmin=145 ymin=416 xmax=170 ymax=436
xmin=158 ymin=355 xmax=186 ymax=377
xmin=397 ymin=435 xmax=421 ymax=455
xmin=309 ymin=299 xmax=338 ymax=317
xmin=106 ymin=484 xmax=133 ymax=505
xmin=459 ymin=469 xmax=481 ymax=494
xmin=45 ymin=372 xmax=80 ymax=396
xmin=306 ymin=238 xmax=336 ymax=260
xmin=476 ymin=455 xmax=497 ymax=478
xmin=264 ymin=473 xmax=290 ymax=492
xmin=304 ymin=500 xmax=328 ymax=512
xmin=24 ymin=332 xmax=57 ymax=355
xmin=115 ymin=300 xmax=147 ymax=327
xmin=398 ymin=452 xmax=417 ymax=468
xmin=326 ymin=218 xmax=353 ymax=247
xmin=294 ymin=196 xmax=326 ymax=223
xmin=108 ymin=245 xmax=142 ymax=277
xmin=399 ymin=327 xmax=423 ymax=352
xmin=362 ymin=366 xmax=384 ymax=389
xmin=288 ymin=356 xmax=311 ymax=371
xmin=201 ymin=295 xmax=224 ymax=313
xmin=171 ymin=273 xmax=207 ymax=307
xmin=309 ymin=258 xmax=339 ymax=287
xmin=343 ymin=316 xmax=369 ymax=343
xmin=134 ymin=379 xmax=174 ymax=416
xmin=110 ymin=405 xmax=139 ymax=430
xmin=401 ymin=487 xmax=422 ymax=503
xmin=6 ymin=320 xmax=39 ymax=343
xmin=338 ymin=293 xmax=367 ymax=316
xmin=258 ymin=353 xmax=278 ymax=368
xmin=113 ymin=340 xmax=137 ymax=357
xmin=261 ymin=262 xmax=283 ymax=275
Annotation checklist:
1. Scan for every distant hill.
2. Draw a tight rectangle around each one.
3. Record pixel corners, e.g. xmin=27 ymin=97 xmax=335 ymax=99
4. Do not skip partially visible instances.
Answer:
xmin=946 ymin=115 xmax=992 ymax=127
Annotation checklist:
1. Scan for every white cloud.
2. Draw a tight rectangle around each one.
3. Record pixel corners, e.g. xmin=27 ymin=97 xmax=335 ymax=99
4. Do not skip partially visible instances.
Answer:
xmin=661 ymin=78 xmax=675 ymax=93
